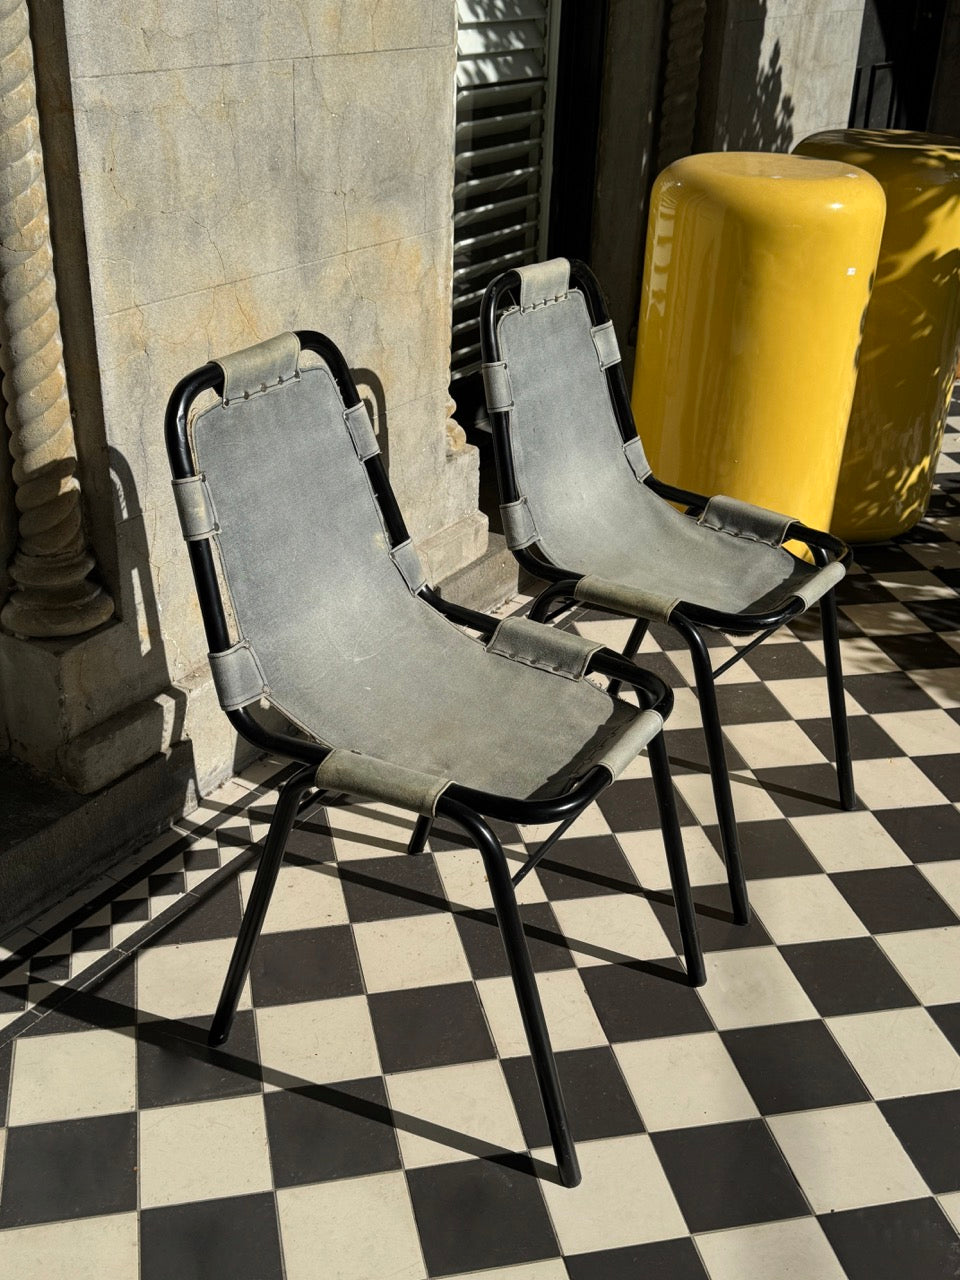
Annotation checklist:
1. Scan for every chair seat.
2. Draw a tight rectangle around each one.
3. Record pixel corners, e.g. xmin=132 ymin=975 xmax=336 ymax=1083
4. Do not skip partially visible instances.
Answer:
xmin=560 ymin=491 xmax=830 ymax=616
xmin=287 ymin=600 xmax=653 ymax=801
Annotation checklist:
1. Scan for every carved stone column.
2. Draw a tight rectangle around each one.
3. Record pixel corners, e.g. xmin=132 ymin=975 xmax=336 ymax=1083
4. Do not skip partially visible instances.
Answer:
xmin=0 ymin=0 xmax=113 ymax=637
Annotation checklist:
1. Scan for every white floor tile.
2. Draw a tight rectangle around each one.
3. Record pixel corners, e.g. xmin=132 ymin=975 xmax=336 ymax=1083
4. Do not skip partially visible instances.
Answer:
xmin=789 ymin=811 xmax=911 ymax=872
xmin=939 ymin=1190 xmax=960 ymax=1236
xmin=907 ymin=667 xmax=960 ymax=708
xmin=435 ymin=846 xmax=547 ymax=910
xmin=327 ymin=802 xmax=418 ymax=860
xmin=476 ymin=970 xmax=607 ymax=1058
xmin=674 ymin=773 xmax=783 ymax=827
xmin=761 ymin=678 xmax=861 ymax=722
xmin=277 ymin=1172 xmax=426 ymax=1280
xmin=238 ymin=862 xmax=349 ymax=931
xmin=836 ymin=636 xmax=901 ymax=677
xmin=0 ymin=1212 xmax=139 ymax=1280
xmin=827 ymin=1007 xmax=960 ymax=1099
xmin=723 ymin=720 xmax=827 ymax=770
xmin=698 ymin=948 xmax=818 ymax=1031
xmin=551 ymin=893 xmax=674 ymax=966
xmin=446 ymin=1264 xmax=568 ymax=1280
xmin=353 ymin=913 xmax=472 ymax=992
xmin=615 ymin=1032 xmax=758 ymax=1130
xmin=841 ymin=603 xmax=931 ymax=635
xmin=746 ymin=874 xmax=869 ymax=945
xmin=139 ymin=1094 xmax=272 ymax=1208
xmin=255 ymin=995 xmax=382 ymax=1087
xmin=848 ymin=756 xmax=950 ymax=810
xmin=385 ymin=1060 xmax=525 ymax=1168
xmin=534 ymin=1134 xmax=686 ymax=1254
xmin=696 ymin=1216 xmax=847 ymax=1280
xmin=875 ymin=709 xmax=960 ymax=757
xmin=619 ymin=825 xmax=727 ymax=889
xmin=917 ymin=862 xmax=960 ymax=917
xmin=769 ymin=1102 xmax=929 ymax=1213
xmin=136 ymin=938 xmax=251 ymax=1022
xmin=8 ymin=1028 xmax=136 ymax=1126
xmin=876 ymin=926 xmax=960 ymax=1005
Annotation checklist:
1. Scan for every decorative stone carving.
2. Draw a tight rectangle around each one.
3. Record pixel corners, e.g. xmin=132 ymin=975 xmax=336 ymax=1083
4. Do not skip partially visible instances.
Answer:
xmin=0 ymin=0 xmax=113 ymax=637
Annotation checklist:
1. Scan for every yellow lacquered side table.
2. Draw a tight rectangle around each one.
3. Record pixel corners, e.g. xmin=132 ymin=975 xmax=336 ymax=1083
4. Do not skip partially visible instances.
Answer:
xmin=794 ymin=129 xmax=960 ymax=542
xmin=632 ymin=152 xmax=886 ymax=535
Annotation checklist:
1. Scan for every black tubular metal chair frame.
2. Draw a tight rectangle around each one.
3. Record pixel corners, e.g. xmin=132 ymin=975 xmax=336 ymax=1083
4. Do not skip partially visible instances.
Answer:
xmin=480 ymin=262 xmax=857 ymax=928
xmin=164 ymin=328 xmax=706 ymax=1189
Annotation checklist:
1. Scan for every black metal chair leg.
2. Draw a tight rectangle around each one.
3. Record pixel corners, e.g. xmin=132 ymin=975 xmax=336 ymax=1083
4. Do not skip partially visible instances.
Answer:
xmin=609 ymin=617 xmax=650 ymax=699
xmin=209 ymin=765 xmax=316 ymax=1046
xmin=819 ymin=586 xmax=856 ymax=811
xmin=674 ymin=619 xmax=751 ymax=926
xmin=407 ymin=814 xmax=433 ymax=855
xmin=647 ymin=733 xmax=706 ymax=985
xmin=440 ymin=796 xmax=581 ymax=1188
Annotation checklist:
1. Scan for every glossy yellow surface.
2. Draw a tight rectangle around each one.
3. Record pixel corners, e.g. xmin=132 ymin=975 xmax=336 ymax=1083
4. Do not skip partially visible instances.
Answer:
xmin=632 ymin=152 xmax=886 ymax=536
xmin=795 ymin=130 xmax=960 ymax=541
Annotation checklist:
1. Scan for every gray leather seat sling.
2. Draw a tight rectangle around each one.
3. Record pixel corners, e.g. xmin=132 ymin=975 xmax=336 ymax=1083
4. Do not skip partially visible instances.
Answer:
xmin=166 ymin=327 xmax=706 ymax=1189
xmin=480 ymin=258 xmax=856 ymax=929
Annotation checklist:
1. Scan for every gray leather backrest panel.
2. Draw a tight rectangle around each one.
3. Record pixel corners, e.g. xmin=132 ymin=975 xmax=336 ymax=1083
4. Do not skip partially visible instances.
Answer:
xmin=192 ymin=366 xmax=419 ymax=730
xmin=496 ymin=291 xmax=804 ymax=612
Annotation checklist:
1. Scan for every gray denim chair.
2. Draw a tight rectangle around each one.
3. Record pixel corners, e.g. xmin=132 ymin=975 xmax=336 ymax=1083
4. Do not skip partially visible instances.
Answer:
xmin=480 ymin=258 xmax=856 ymax=928
xmin=165 ymin=328 xmax=705 ymax=1188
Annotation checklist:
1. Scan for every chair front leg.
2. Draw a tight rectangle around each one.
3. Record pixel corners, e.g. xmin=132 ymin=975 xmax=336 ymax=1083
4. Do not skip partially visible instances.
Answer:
xmin=647 ymin=733 xmax=706 ymax=985
xmin=439 ymin=796 xmax=581 ymax=1189
xmin=209 ymin=765 xmax=316 ymax=1046
xmin=819 ymin=585 xmax=856 ymax=811
xmin=672 ymin=617 xmax=751 ymax=925
xmin=407 ymin=814 xmax=433 ymax=855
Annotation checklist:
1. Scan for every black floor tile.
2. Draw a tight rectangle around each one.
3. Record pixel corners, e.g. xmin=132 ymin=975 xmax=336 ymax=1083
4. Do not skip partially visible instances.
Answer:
xmin=597 ymin=779 xmax=695 ymax=833
xmin=0 ymin=1038 xmax=10 ymax=1124
xmin=581 ymin=961 xmax=712 ymax=1043
xmin=831 ymin=866 xmax=960 ymax=933
xmin=502 ymin=1046 xmax=644 ymax=1148
xmin=283 ymin=812 xmax=336 ymax=862
xmin=22 ymin=957 xmax=137 ymax=1036
xmin=564 ymin=1237 xmax=709 ymax=1280
xmin=534 ymin=836 xmax=641 ymax=901
xmin=752 ymin=764 xmax=855 ymax=818
xmin=140 ymin=1192 xmax=284 ymax=1280
xmin=844 ymin=671 xmax=938 ymax=713
xmin=369 ymin=983 xmax=495 ymax=1073
xmin=665 ymin=728 xmax=747 ymax=775
xmin=819 ymin=1198 xmax=960 ymax=1280
xmin=743 ymin=643 xmax=826 ymax=682
xmin=876 ymin=805 xmax=960 ymax=863
xmin=914 ymin=755 xmax=960 ymax=802
xmin=454 ymin=902 xmax=574 ymax=980
xmin=721 ymin=1021 xmax=870 ymax=1114
xmin=339 ymin=854 xmax=448 ymax=922
xmin=651 ymin=1119 xmax=809 ymax=1233
xmin=880 ymin=1090 xmax=960 ymax=1194
xmin=110 ymin=895 xmax=151 ymax=926
xmin=704 ymin=819 xmax=822 ymax=879
xmin=798 ymin=714 xmax=904 ymax=762
xmin=714 ymin=683 xmax=792 ymax=725
xmin=834 ymin=574 xmax=898 ymax=605
xmin=904 ymin=599 xmax=960 ymax=632
xmin=429 ymin=815 xmax=522 ymax=852
xmin=248 ymin=925 xmax=363 ymax=1006
xmin=0 ymin=1112 xmax=137 ymax=1227
xmin=264 ymin=1076 xmax=400 ymax=1187
xmin=929 ymin=1003 xmax=960 ymax=1053
xmin=780 ymin=937 xmax=920 ymax=1017
xmin=651 ymin=882 xmax=772 ymax=954
xmin=873 ymin=632 xmax=960 ymax=670
xmin=407 ymin=1158 xmax=558 ymax=1276
xmin=155 ymin=879 xmax=244 ymax=947
xmin=137 ymin=1010 xmax=262 ymax=1109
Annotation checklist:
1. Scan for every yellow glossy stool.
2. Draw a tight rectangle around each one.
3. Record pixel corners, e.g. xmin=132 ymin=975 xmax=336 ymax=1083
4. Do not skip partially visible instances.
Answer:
xmin=794 ymin=130 xmax=960 ymax=542
xmin=632 ymin=153 xmax=886 ymax=535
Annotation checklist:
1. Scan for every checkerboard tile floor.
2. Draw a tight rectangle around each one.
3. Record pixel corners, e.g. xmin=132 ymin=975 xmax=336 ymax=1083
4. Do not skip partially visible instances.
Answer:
xmin=0 ymin=402 xmax=958 ymax=1278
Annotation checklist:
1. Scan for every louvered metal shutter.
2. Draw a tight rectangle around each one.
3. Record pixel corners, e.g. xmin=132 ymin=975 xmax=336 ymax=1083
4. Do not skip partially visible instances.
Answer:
xmin=451 ymin=0 xmax=561 ymax=387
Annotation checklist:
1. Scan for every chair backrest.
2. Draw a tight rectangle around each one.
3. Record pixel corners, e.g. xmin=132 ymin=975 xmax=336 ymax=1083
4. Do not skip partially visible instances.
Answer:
xmin=481 ymin=258 xmax=659 ymax=574
xmin=167 ymin=331 xmax=427 ymax=734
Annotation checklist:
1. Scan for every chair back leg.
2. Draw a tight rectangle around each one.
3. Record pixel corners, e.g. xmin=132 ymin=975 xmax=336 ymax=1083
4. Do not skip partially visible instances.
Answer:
xmin=209 ymin=765 xmax=316 ymax=1046
xmin=407 ymin=814 xmax=433 ymax=855
xmin=672 ymin=617 xmax=751 ymax=926
xmin=647 ymin=734 xmax=706 ymax=986
xmin=439 ymin=796 xmax=582 ymax=1188
xmin=818 ymin=586 xmax=857 ymax=811
xmin=608 ymin=618 xmax=650 ymax=699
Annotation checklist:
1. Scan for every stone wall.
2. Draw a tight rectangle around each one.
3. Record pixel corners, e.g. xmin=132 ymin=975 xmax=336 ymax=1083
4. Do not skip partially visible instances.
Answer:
xmin=699 ymin=0 xmax=866 ymax=152
xmin=3 ymin=1 xmax=482 ymax=799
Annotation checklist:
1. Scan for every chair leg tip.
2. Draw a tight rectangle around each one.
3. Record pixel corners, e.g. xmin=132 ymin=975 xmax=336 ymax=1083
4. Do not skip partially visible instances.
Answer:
xmin=208 ymin=1023 xmax=229 ymax=1047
